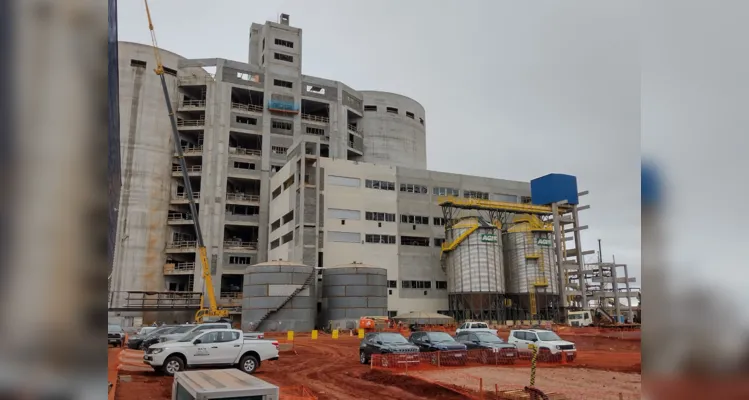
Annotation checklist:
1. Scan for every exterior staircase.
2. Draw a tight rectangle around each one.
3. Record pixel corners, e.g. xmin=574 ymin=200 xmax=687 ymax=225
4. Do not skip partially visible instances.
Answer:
xmin=254 ymin=271 xmax=315 ymax=330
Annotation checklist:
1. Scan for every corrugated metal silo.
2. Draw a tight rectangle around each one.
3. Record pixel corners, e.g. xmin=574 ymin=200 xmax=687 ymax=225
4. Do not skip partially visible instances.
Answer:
xmin=322 ymin=262 xmax=388 ymax=329
xmin=242 ymin=261 xmax=316 ymax=332
xmin=503 ymin=215 xmax=559 ymax=295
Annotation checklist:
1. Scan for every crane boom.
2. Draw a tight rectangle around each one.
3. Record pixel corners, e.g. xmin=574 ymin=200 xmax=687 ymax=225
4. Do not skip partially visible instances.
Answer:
xmin=144 ymin=0 xmax=227 ymax=322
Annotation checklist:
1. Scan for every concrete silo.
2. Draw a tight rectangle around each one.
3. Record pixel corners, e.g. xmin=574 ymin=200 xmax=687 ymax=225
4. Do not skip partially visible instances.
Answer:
xmin=322 ymin=262 xmax=388 ymax=330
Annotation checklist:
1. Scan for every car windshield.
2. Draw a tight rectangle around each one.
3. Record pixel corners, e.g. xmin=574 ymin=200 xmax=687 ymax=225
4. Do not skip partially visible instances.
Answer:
xmin=171 ymin=325 xmax=196 ymax=334
xmin=378 ymin=333 xmax=408 ymax=344
xmin=108 ymin=325 xmax=122 ymax=332
xmin=427 ymin=332 xmax=455 ymax=343
xmin=178 ymin=331 xmax=203 ymax=342
xmin=472 ymin=323 xmax=488 ymax=329
xmin=476 ymin=333 xmax=503 ymax=343
xmin=536 ymin=331 xmax=562 ymax=341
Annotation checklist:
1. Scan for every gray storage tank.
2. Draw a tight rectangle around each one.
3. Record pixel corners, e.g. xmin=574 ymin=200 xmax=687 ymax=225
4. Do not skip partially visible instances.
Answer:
xmin=242 ymin=261 xmax=316 ymax=332
xmin=322 ymin=262 xmax=388 ymax=329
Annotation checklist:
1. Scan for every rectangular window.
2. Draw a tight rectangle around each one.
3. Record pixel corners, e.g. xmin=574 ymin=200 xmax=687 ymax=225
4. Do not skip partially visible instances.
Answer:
xmin=236 ymin=116 xmax=258 ymax=125
xmin=386 ymin=107 xmax=398 ymax=114
xmin=163 ymin=67 xmax=178 ymax=77
xmin=401 ymin=280 xmax=431 ymax=289
xmin=273 ymin=79 xmax=293 ymax=88
xmin=271 ymin=146 xmax=288 ymax=155
xmin=274 ymin=52 xmax=294 ymax=62
xmin=328 ymin=208 xmax=361 ymax=220
xmin=400 ymin=236 xmax=430 ymax=246
xmin=130 ymin=59 xmax=147 ymax=68
xmin=463 ymin=190 xmax=489 ymax=200
xmin=433 ymin=187 xmax=460 ymax=197
xmin=233 ymin=161 xmax=254 ymax=170
xmin=274 ymin=38 xmax=294 ymax=48
xmin=365 ymin=234 xmax=396 ymax=244
xmin=364 ymin=105 xmax=377 ymax=112
xmin=328 ymin=231 xmax=361 ymax=243
xmin=434 ymin=238 xmax=445 ymax=247
xmin=491 ymin=193 xmax=519 ymax=203
xmin=521 ymin=196 xmax=532 ymax=204
xmin=419 ymin=117 xmax=425 ymax=125
xmin=433 ymin=217 xmax=446 ymax=226
xmin=236 ymin=72 xmax=260 ymax=82
xmin=305 ymin=85 xmax=326 ymax=95
xmin=328 ymin=175 xmax=361 ymax=188
xmin=365 ymin=211 xmax=396 ymax=222
xmin=306 ymin=127 xmax=325 ymax=136
xmin=387 ymin=280 xmax=397 ymax=288
xmin=436 ymin=281 xmax=447 ymax=290
xmin=365 ymin=179 xmax=395 ymax=191
xmin=399 ymin=183 xmax=428 ymax=194
xmin=229 ymin=256 xmax=251 ymax=264
xmin=271 ymin=120 xmax=293 ymax=130
xmin=406 ymin=111 xmax=415 ymax=119
xmin=400 ymin=215 xmax=429 ymax=225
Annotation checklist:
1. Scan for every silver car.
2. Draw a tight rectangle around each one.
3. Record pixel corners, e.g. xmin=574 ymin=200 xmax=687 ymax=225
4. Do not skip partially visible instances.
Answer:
xmin=158 ymin=323 xmax=231 ymax=343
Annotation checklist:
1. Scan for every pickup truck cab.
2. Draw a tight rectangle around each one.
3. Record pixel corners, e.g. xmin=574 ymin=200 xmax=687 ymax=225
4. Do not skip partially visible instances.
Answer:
xmin=507 ymin=329 xmax=576 ymax=361
xmin=455 ymin=321 xmax=498 ymax=336
xmin=143 ymin=329 xmax=280 ymax=376
xmin=158 ymin=322 xmax=231 ymax=343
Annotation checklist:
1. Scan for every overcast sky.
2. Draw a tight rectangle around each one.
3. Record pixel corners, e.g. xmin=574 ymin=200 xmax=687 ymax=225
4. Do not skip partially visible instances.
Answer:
xmin=118 ymin=0 xmax=641 ymax=285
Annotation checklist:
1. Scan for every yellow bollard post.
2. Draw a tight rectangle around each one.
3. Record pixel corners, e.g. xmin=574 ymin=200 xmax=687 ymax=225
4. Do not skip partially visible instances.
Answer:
xmin=332 ymin=329 xmax=339 ymax=339
xmin=287 ymin=331 xmax=294 ymax=341
xmin=311 ymin=330 xmax=318 ymax=340
xmin=358 ymin=329 xmax=364 ymax=339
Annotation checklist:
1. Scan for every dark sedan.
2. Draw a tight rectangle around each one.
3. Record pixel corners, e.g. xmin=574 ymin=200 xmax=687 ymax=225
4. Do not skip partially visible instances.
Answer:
xmin=127 ymin=326 xmax=177 ymax=350
xmin=456 ymin=331 xmax=518 ymax=364
xmin=408 ymin=331 xmax=468 ymax=365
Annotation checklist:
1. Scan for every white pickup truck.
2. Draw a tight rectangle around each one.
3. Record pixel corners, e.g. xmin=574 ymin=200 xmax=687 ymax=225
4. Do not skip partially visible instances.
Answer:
xmin=455 ymin=321 xmax=498 ymax=336
xmin=143 ymin=329 xmax=280 ymax=376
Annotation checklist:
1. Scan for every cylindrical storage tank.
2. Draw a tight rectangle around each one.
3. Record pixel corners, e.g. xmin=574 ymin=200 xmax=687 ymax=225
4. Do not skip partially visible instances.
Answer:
xmin=444 ymin=217 xmax=505 ymax=294
xmin=110 ymin=42 xmax=187 ymax=321
xmin=503 ymin=216 xmax=559 ymax=295
xmin=359 ymin=91 xmax=427 ymax=169
xmin=321 ymin=263 xmax=388 ymax=329
xmin=242 ymin=261 xmax=317 ymax=332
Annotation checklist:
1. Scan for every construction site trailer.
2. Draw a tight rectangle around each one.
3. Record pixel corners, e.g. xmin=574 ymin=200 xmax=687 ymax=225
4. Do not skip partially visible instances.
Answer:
xmin=172 ymin=369 xmax=279 ymax=400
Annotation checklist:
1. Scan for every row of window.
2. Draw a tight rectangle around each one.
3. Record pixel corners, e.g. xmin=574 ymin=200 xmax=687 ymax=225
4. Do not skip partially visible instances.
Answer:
xmin=386 ymin=280 xmax=448 ymax=290
xmin=334 ymin=209 xmax=447 ymax=227
xmin=329 ymin=231 xmax=444 ymax=247
xmin=363 ymin=105 xmax=425 ymax=125
xmin=349 ymin=179 xmax=526 ymax=203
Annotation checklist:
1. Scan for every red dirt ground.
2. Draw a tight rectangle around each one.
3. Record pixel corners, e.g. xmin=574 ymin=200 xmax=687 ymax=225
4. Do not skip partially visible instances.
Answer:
xmin=110 ymin=330 xmax=641 ymax=400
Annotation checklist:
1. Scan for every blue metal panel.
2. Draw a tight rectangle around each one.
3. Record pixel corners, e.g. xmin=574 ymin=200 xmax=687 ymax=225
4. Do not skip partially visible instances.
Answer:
xmin=530 ymin=174 xmax=579 ymax=205
xmin=267 ymin=100 xmax=299 ymax=112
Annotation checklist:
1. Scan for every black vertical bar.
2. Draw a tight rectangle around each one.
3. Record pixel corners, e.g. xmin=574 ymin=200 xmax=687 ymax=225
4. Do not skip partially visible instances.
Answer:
xmin=108 ymin=0 xmax=121 ymax=272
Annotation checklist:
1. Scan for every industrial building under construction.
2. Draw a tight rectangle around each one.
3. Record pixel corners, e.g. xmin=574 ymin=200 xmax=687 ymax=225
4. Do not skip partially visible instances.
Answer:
xmin=108 ymin=12 xmax=638 ymax=329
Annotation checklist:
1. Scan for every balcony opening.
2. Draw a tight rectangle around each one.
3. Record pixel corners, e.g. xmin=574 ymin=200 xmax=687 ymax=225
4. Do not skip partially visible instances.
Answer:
xmin=220 ymin=274 xmax=243 ymax=294
xmin=167 ymin=226 xmax=197 ymax=251
xmin=171 ymin=156 xmax=203 ymax=175
xmin=165 ymin=253 xmax=197 ymax=275
xmin=230 ymin=87 xmax=264 ymax=113
xmin=225 ymin=204 xmax=260 ymax=223
xmin=346 ymin=109 xmax=361 ymax=134
xmin=301 ymin=99 xmax=330 ymax=124
xmin=173 ymin=176 xmax=202 ymax=201
xmin=178 ymin=130 xmax=204 ymax=155
xmin=228 ymin=131 xmax=262 ymax=156
xmin=168 ymin=204 xmax=198 ymax=223
xmin=320 ymin=144 xmax=329 ymax=158
xmin=165 ymin=275 xmax=193 ymax=292
xmin=224 ymin=225 xmax=259 ymax=250
xmin=178 ymin=85 xmax=207 ymax=109
xmin=304 ymin=142 xmax=317 ymax=156
xmin=226 ymin=178 xmax=261 ymax=202
xmin=176 ymin=109 xmax=206 ymax=127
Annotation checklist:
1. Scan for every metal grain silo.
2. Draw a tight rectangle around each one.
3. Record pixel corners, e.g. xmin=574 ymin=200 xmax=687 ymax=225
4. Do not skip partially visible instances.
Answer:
xmin=322 ymin=262 xmax=388 ymax=330
xmin=242 ymin=261 xmax=316 ymax=332
xmin=442 ymin=217 xmax=505 ymax=321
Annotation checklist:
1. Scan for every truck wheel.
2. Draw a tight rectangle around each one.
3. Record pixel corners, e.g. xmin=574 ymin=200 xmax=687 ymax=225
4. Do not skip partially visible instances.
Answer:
xmin=359 ymin=351 xmax=368 ymax=365
xmin=162 ymin=356 xmax=185 ymax=376
xmin=239 ymin=354 xmax=259 ymax=374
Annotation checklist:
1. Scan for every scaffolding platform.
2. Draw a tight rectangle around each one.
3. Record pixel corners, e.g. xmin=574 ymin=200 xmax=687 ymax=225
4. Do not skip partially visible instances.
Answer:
xmin=108 ymin=291 xmax=202 ymax=311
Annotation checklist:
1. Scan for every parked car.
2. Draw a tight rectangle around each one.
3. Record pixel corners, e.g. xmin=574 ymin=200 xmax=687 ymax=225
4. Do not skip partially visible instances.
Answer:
xmin=359 ymin=332 xmax=420 ymax=366
xmin=158 ymin=322 xmax=231 ymax=343
xmin=108 ymin=324 xmax=125 ymax=347
xmin=127 ymin=326 xmax=177 ymax=350
xmin=141 ymin=325 xmax=196 ymax=350
xmin=455 ymin=321 xmax=498 ymax=336
xmin=136 ymin=326 xmax=158 ymax=336
xmin=456 ymin=331 xmax=518 ymax=364
xmin=507 ymin=329 xmax=576 ymax=361
xmin=408 ymin=331 xmax=468 ymax=365
xmin=143 ymin=329 xmax=280 ymax=376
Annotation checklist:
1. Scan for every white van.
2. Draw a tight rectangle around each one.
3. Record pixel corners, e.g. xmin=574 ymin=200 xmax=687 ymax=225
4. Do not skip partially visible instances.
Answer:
xmin=567 ymin=310 xmax=593 ymax=327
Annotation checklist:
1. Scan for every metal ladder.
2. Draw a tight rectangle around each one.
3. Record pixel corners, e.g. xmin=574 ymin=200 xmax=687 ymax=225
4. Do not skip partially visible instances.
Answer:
xmin=254 ymin=271 xmax=315 ymax=330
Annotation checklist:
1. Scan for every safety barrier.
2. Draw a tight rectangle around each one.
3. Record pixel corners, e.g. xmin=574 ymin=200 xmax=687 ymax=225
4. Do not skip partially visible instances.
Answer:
xmin=370 ymin=348 xmax=574 ymax=373
xmin=279 ymin=385 xmax=318 ymax=400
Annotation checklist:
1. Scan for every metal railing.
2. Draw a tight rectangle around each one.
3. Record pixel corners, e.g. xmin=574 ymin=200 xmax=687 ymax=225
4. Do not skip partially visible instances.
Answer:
xmin=180 ymin=99 xmax=206 ymax=108
xmin=226 ymin=193 xmax=260 ymax=202
xmin=180 ymin=145 xmax=203 ymax=155
xmin=347 ymin=124 xmax=363 ymax=134
xmin=163 ymin=262 xmax=196 ymax=274
xmin=348 ymin=140 xmax=356 ymax=148
xmin=108 ymin=291 xmax=202 ymax=311
xmin=228 ymin=147 xmax=262 ymax=157
xmin=301 ymin=114 xmax=329 ymax=123
xmin=166 ymin=240 xmax=197 ymax=249
xmin=167 ymin=212 xmax=193 ymax=221
xmin=172 ymin=165 xmax=202 ymax=173
xmin=223 ymin=240 xmax=258 ymax=250
xmin=219 ymin=292 xmax=243 ymax=299
xmin=225 ymin=212 xmax=260 ymax=222
xmin=231 ymin=102 xmax=263 ymax=113
xmin=172 ymin=192 xmax=200 ymax=200
xmin=176 ymin=119 xmax=206 ymax=127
